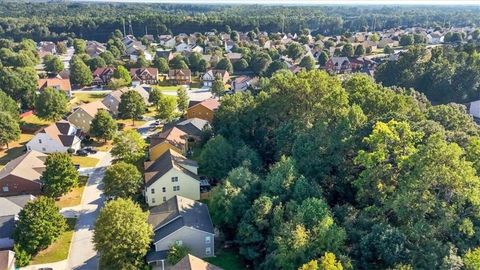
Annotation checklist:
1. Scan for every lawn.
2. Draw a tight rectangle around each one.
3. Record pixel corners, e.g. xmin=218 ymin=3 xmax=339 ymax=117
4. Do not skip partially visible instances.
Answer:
xmin=30 ymin=218 xmax=77 ymax=265
xmin=205 ymin=248 xmax=247 ymax=270
xmin=117 ymin=118 xmax=148 ymax=131
xmin=88 ymin=140 xmax=113 ymax=152
xmin=21 ymin=114 xmax=52 ymax=133
xmin=55 ymin=175 xmax=88 ymax=208
xmin=69 ymin=92 xmax=107 ymax=107
xmin=71 ymin=156 xmax=99 ymax=168
xmin=156 ymin=85 xmax=182 ymax=92
xmin=0 ymin=133 xmax=34 ymax=167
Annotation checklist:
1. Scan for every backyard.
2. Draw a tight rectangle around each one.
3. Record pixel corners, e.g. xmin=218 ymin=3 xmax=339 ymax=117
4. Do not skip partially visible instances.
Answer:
xmin=205 ymin=248 xmax=248 ymax=270
xmin=55 ymin=175 xmax=88 ymax=208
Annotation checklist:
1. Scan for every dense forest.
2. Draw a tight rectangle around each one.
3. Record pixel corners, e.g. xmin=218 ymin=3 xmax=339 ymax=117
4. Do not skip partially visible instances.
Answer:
xmin=200 ymin=70 xmax=480 ymax=269
xmin=1 ymin=2 xmax=480 ymax=41
xmin=375 ymin=44 xmax=480 ymax=104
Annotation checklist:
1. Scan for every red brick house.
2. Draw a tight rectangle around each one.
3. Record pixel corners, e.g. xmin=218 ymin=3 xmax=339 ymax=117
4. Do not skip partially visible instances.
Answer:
xmin=129 ymin=68 xmax=159 ymax=85
xmin=168 ymin=69 xmax=192 ymax=85
xmin=92 ymin=67 xmax=116 ymax=85
xmin=0 ymin=151 xmax=47 ymax=196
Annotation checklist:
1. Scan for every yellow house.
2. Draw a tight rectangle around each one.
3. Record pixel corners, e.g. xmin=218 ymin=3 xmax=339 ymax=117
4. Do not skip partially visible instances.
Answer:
xmin=144 ymin=149 xmax=200 ymax=206
xmin=186 ymin=98 xmax=220 ymax=123
xmin=149 ymin=127 xmax=188 ymax=161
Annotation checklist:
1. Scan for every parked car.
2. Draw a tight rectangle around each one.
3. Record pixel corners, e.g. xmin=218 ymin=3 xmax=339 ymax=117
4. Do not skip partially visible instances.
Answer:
xmin=83 ymin=146 xmax=97 ymax=154
xmin=76 ymin=149 xmax=88 ymax=156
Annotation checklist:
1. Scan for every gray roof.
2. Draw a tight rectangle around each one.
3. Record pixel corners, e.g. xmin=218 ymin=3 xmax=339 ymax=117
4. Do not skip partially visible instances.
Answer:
xmin=0 ymin=195 xmax=35 ymax=239
xmin=148 ymin=195 xmax=214 ymax=244
xmin=144 ymin=149 xmax=199 ymax=187
xmin=146 ymin=249 xmax=168 ymax=263
xmin=163 ymin=118 xmax=210 ymax=138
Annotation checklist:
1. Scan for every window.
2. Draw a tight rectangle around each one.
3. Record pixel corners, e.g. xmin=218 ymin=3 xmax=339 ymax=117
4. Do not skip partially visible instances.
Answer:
xmin=2 ymin=186 xmax=8 ymax=192
xmin=171 ymin=177 xmax=178 ymax=182
xmin=151 ymin=188 xmax=155 ymax=194
xmin=173 ymin=186 xmax=180 ymax=191
xmin=38 ymin=139 xmax=42 ymax=144
xmin=205 ymin=247 xmax=211 ymax=255
xmin=152 ymin=198 xmax=156 ymax=204
xmin=42 ymin=147 xmax=46 ymax=152
xmin=162 ymin=187 xmax=166 ymax=192
xmin=205 ymin=236 xmax=211 ymax=244
xmin=163 ymin=196 xmax=166 ymax=202
xmin=175 ymin=240 xmax=183 ymax=246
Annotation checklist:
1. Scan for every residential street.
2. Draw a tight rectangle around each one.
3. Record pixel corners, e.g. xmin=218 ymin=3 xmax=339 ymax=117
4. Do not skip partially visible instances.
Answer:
xmin=67 ymin=152 xmax=112 ymax=270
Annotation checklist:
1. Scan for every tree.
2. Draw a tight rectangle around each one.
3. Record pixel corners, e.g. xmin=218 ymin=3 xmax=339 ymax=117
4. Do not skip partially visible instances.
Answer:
xmin=370 ymin=33 xmax=380 ymax=42
xmin=13 ymin=244 xmax=31 ymax=267
xmin=384 ymin=45 xmax=394 ymax=54
xmin=149 ymin=86 xmax=163 ymax=105
xmin=156 ymin=94 xmax=177 ymax=121
xmin=166 ymin=243 xmax=190 ymax=265
xmin=93 ymin=198 xmax=152 ymax=270
xmin=35 ymin=87 xmax=68 ymax=121
xmin=90 ymin=109 xmax=117 ymax=142
xmin=287 ymin=43 xmax=305 ymax=61
xmin=44 ymin=56 xmax=64 ymax=74
xmin=111 ymin=130 xmax=146 ymax=164
xmin=318 ymin=51 xmax=329 ymax=66
xmin=355 ymin=44 xmax=365 ymax=56
xmin=154 ymin=56 xmax=169 ymax=73
xmin=188 ymin=52 xmax=203 ymax=73
xmin=41 ymin=153 xmax=79 ymax=198
xmin=234 ymin=58 xmax=249 ymax=71
xmin=0 ymin=67 xmax=38 ymax=107
xmin=0 ymin=90 xmax=19 ymax=116
xmin=88 ymin=57 xmax=106 ymax=71
xmin=118 ymin=90 xmax=146 ymax=125
xmin=113 ymin=65 xmax=132 ymax=86
xmin=177 ymin=86 xmax=189 ymax=115
xmin=216 ymin=58 xmax=233 ymax=74
xmin=70 ymin=55 xmax=93 ymax=86
xmin=199 ymin=135 xmax=235 ymax=180
xmin=73 ymin=38 xmax=86 ymax=54
xmin=299 ymin=55 xmax=316 ymax=71
xmin=400 ymin=35 xmax=414 ymax=46
xmin=103 ymin=162 xmax=142 ymax=199
xmin=56 ymin=42 xmax=67 ymax=55
xmin=100 ymin=51 xmax=115 ymax=66
xmin=250 ymin=51 xmax=272 ymax=75
xmin=341 ymin=43 xmax=354 ymax=57
xmin=169 ymin=55 xmax=188 ymax=69
xmin=464 ymin=248 xmax=480 ymax=270
xmin=0 ymin=111 xmax=20 ymax=149
xmin=13 ymin=197 xmax=66 ymax=255
xmin=265 ymin=60 xmax=288 ymax=77
xmin=211 ymin=78 xmax=226 ymax=97
xmin=136 ymin=54 xmax=149 ymax=68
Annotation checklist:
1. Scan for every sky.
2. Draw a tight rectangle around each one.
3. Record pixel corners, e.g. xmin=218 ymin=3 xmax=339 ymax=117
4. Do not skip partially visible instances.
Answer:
xmin=83 ymin=0 xmax=480 ymax=5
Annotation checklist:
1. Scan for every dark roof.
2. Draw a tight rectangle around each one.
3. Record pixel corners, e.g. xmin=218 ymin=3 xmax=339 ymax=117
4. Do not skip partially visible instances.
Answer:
xmin=0 ymin=195 xmax=35 ymax=239
xmin=0 ymin=216 xmax=14 ymax=239
xmin=144 ymin=149 xmax=199 ymax=187
xmin=148 ymin=196 xmax=214 ymax=244
xmin=146 ymin=249 xmax=168 ymax=263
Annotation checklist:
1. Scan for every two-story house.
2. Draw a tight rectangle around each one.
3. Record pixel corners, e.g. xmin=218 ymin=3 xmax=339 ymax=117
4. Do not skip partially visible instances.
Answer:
xmin=187 ymin=98 xmax=220 ymax=123
xmin=144 ymin=149 xmax=200 ymax=206
xmin=168 ymin=69 xmax=192 ymax=85
xmin=146 ymin=196 xmax=215 ymax=269
xmin=149 ymin=127 xmax=188 ymax=161
xmin=201 ymin=69 xmax=229 ymax=88
xmin=37 ymin=78 xmax=72 ymax=97
xmin=92 ymin=67 xmax=116 ymax=86
xmin=26 ymin=120 xmax=82 ymax=153
xmin=129 ymin=68 xmax=159 ymax=85
xmin=67 ymin=101 xmax=109 ymax=132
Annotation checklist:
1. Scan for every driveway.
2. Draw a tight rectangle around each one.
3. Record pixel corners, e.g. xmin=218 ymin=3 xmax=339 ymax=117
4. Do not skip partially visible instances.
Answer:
xmin=67 ymin=152 xmax=112 ymax=270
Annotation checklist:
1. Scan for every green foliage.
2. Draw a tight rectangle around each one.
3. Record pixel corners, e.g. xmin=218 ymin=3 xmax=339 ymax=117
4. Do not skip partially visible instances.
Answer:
xmin=234 ymin=58 xmax=249 ymax=71
xmin=354 ymin=44 xmax=365 ymax=56
xmin=211 ymin=78 xmax=226 ymax=97
xmin=176 ymin=86 xmax=189 ymax=114
xmin=341 ymin=43 xmax=354 ymax=57
xmin=111 ymin=129 xmax=146 ymax=164
xmin=199 ymin=135 xmax=235 ymax=180
xmin=464 ymin=248 xmax=480 ymax=270
xmin=0 ymin=90 xmax=19 ymax=116
xmin=103 ymin=162 xmax=142 ymax=199
xmin=265 ymin=60 xmax=288 ymax=77
xmin=44 ymin=56 xmax=64 ymax=74
xmin=154 ymin=56 xmax=169 ymax=73
xmin=169 ymin=55 xmax=188 ymax=69
xmin=0 ymin=66 xmax=38 ymax=107
xmin=399 ymin=35 xmax=414 ymax=46
xmin=118 ymin=90 xmax=146 ymax=124
xmin=13 ymin=197 xmax=67 ymax=255
xmin=216 ymin=58 xmax=233 ymax=74
xmin=35 ymin=87 xmax=68 ymax=121
xmin=299 ymin=55 xmax=316 ymax=71
xmin=156 ymin=94 xmax=177 ymax=121
xmin=250 ymin=51 xmax=272 ymax=75
xmin=113 ymin=65 xmax=132 ymax=86
xmin=318 ymin=51 xmax=329 ymax=66
xmin=70 ymin=55 xmax=93 ymax=86
xmin=89 ymin=109 xmax=117 ymax=142
xmin=14 ymin=244 xmax=31 ymax=267
xmin=0 ymin=111 xmax=20 ymax=148
xmin=41 ymin=153 xmax=80 ymax=198
xmin=287 ymin=43 xmax=305 ymax=60
xmin=73 ymin=38 xmax=86 ymax=54
xmin=166 ymin=243 xmax=190 ymax=265
xmin=88 ymin=57 xmax=106 ymax=71
xmin=94 ymin=198 xmax=153 ymax=270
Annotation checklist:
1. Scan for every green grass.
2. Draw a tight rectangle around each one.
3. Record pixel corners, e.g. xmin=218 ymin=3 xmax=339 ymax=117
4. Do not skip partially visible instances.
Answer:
xmin=69 ymin=92 xmax=107 ymax=108
xmin=205 ymin=248 xmax=247 ymax=270
xmin=21 ymin=115 xmax=52 ymax=133
xmin=55 ymin=176 xmax=88 ymax=208
xmin=30 ymin=218 xmax=77 ymax=264
xmin=0 ymin=133 xmax=34 ymax=166
xmin=71 ymin=156 xmax=100 ymax=168
xmin=156 ymin=85 xmax=182 ymax=91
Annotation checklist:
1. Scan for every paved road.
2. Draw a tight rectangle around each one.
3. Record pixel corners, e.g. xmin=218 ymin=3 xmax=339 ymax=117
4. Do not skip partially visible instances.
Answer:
xmin=67 ymin=152 xmax=112 ymax=270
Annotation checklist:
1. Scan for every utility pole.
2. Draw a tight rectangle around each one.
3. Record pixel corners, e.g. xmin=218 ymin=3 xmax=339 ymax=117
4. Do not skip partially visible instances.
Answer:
xmin=122 ymin=18 xmax=126 ymax=37
xmin=128 ymin=15 xmax=134 ymax=36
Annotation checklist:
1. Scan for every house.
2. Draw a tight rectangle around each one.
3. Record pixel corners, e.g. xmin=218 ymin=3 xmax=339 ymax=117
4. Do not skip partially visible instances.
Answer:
xmin=156 ymin=50 xmax=174 ymax=62
xmin=0 ymin=250 xmax=15 ymax=270
xmin=469 ymin=100 xmax=480 ymax=119
xmin=187 ymin=98 xmax=220 ymax=122
xmin=0 ymin=195 xmax=35 ymax=249
xmin=38 ymin=42 xmax=57 ymax=58
xmin=175 ymin=43 xmax=189 ymax=53
xmin=171 ymin=254 xmax=222 ymax=270
xmin=162 ymin=38 xmax=176 ymax=48
xmin=146 ymin=196 xmax=214 ymax=269
xmin=202 ymin=70 xmax=229 ymax=88
xmin=85 ymin=41 xmax=106 ymax=58
xmin=129 ymin=68 xmax=159 ymax=85
xmin=144 ymin=150 xmax=200 ymax=206
xmin=92 ymin=67 xmax=116 ymax=86
xmin=168 ymin=69 xmax=192 ymax=85
xmin=427 ymin=32 xmax=444 ymax=44
xmin=163 ymin=118 xmax=210 ymax=142
xmin=225 ymin=52 xmax=242 ymax=63
xmin=232 ymin=76 xmax=258 ymax=92
xmin=189 ymin=45 xmax=204 ymax=54
xmin=0 ymin=151 xmax=47 ymax=196
xmin=67 ymin=101 xmax=109 ymax=132
xmin=37 ymin=78 xmax=72 ymax=97
xmin=149 ymin=127 xmax=188 ymax=160
xmin=324 ymin=57 xmax=351 ymax=74
xmin=102 ymin=86 xmax=150 ymax=115
xmin=26 ymin=120 xmax=82 ymax=153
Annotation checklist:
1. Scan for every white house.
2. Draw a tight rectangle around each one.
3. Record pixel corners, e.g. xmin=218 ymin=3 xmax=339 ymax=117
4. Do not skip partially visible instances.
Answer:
xmin=26 ymin=120 xmax=82 ymax=153
xmin=470 ymin=100 xmax=480 ymax=119
xmin=427 ymin=32 xmax=444 ymax=44
xmin=175 ymin=43 xmax=189 ymax=53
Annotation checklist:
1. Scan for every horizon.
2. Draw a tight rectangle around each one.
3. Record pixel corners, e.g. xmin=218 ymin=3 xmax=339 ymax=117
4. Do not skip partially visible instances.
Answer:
xmin=72 ymin=0 xmax=480 ymax=5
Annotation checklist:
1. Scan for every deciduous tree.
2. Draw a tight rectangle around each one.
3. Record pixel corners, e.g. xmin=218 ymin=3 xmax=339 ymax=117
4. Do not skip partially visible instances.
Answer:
xmin=41 ymin=153 xmax=79 ymax=198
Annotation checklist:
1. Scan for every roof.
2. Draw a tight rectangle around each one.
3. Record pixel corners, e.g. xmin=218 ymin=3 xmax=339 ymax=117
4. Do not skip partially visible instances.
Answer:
xmin=168 ymin=69 xmax=192 ymax=77
xmin=0 ymin=195 xmax=35 ymax=239
xmin=38 ymin=120 xmax=79 ymax=147
xmin=92 ymin=67 xmax=115 ymax=77
xmin=129 ymin=68 xmax=159 ymax=78
xmin=74 ymin=101 xmax=108 ymax=118
xmin=148 ymin=195 xmax=214 ymax=243
xmin=175 ymin=118 xmax=210 ymax=137
xmin=37 ymin=78 xmax=71 ymax=92
xmin=189 ymin=98 xmax=220 ymax=111
xmin=233 ymin=75 xmax=252 ymax=85
xmin=0 ymin=250 xmax=15 ymax=270
xmin=0 ymin=150 xmax=47 ymax=183
xmin=146 ymin=249 xmax=168 ymax=263
xmin=150 ymin=127 xmax=187 ymax=150
xmin=171 ymin=254 xmax=223 ymax=270
xmin=144 ymin=149 xmax=198 ymax=187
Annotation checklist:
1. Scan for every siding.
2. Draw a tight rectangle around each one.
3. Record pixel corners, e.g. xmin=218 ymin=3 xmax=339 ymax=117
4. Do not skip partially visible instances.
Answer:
xmin=0 ymin=175 xmax=42 ymax=196
xmin=187 ymin=105 xmax=214 ymax=122
xmin=154 ymin=226 xmax=214 ymax=258
xmin=145 ymin=168 xmax=200 ymax=206
xmin=26 ymin=133 xmax=81 ymax=153
xmin=67 ymin=109 xmax=94 ymax=132
xmin=149 ymin=143 xmax=183 ymax=161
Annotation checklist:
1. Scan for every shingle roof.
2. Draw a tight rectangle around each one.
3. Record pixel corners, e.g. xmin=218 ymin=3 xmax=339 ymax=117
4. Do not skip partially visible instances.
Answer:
xmin=37 ymin=78 xmax=71 ymax=92
xmin=0 ymin=195 xmax=35 ymax=239
xmin=39 ymin=120 xmax=78 ymax=147
xmin=173 ymin=118 xmax=210 ymax=138
xmin=0 ymin=151 xmax=47 ymax=183
xmin=144 ymin=149 xmax=198 ymax=187
xmin=171 ymin=254 xmax=223 ymax=270
xmin=150 ymin=127 xmax=187 ymax=150
xmin=148 ymin=195 xmax=214 ymax=243
xmin=74 ymin=101 xmax=108 ymax=118
xmin=189 ymin=98 xmax=220 ymax=111
xmin=0 ymin=250 xmax=15 ymax=270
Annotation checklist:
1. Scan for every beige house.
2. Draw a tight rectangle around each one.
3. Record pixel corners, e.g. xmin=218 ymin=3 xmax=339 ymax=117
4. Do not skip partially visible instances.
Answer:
xmin=144 ymin=149 xmax=200 ymax=206
xmin=171 ymin=254 xmax=222 ymax=270
xmin=0 ymin=250 xmax=15 ymax=270
xmin=67 ymin=101 xmax=109 ymax=132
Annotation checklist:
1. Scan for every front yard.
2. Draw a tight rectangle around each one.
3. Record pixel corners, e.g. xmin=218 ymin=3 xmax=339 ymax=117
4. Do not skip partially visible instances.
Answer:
xmin=30 ymin=218 xmax=77 ymax=265
xmin=0 ymin=133 xmax=34 ymax=169
xmin=71 ymin=156 xmax=100 ymax=168
xmin=117 ymin=118 xmax=148 ymax=131
xmin=69 ymin=92 xmax=107 ymax=107
xmin=55 ymin=175 xmax=88 ymax=208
